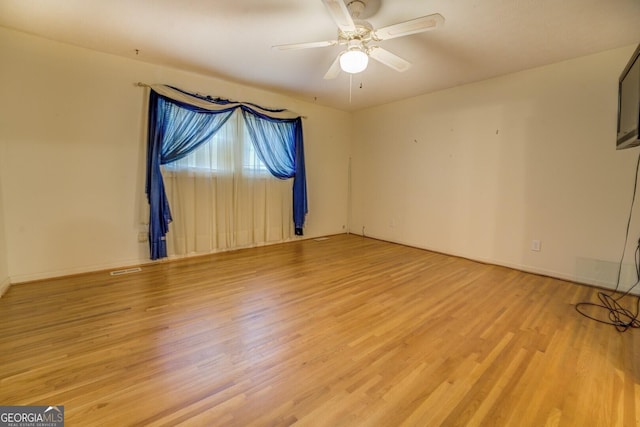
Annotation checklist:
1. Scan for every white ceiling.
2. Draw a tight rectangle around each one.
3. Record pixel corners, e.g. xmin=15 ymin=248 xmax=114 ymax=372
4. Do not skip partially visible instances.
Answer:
xmin=1 ymin=0 xmax=639 ymax=111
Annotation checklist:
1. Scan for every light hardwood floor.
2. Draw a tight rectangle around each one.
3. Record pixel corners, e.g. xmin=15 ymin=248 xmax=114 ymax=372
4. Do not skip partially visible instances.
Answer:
xmin=0 ymin=234 xmax=638 ymax=426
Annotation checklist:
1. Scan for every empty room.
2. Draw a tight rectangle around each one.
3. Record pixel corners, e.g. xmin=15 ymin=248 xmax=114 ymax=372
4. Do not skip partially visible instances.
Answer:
xmin=1 ymin=0 xmax=639 ymax=425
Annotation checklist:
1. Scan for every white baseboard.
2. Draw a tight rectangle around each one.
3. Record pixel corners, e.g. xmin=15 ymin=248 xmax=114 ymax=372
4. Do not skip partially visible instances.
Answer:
xmin=0 ymin=277 xmax=10 ymax=298
xmin=8 ymin=235 xmax=312 ymax=284
xmin=9 ymin=259 xmax=159 ymax=284
xmin=363 ymin=233 xmax=640 ymax=296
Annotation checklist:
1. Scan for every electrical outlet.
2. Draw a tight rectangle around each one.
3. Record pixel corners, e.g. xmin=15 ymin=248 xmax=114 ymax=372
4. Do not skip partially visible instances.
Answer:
xmin=138 ymin=232 xmax=148 ymax=243
xmin=531 ymin=240 xmax=541 ymax=251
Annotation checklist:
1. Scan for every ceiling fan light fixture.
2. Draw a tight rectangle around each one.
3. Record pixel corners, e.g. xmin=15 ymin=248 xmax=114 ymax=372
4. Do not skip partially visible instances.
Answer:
xmin=340 ymin=47 xmax=369 ymax=74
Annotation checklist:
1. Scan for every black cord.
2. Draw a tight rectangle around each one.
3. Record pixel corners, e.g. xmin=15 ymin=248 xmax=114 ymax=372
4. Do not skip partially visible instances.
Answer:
xmin=575 ymin=150 xmax=640 ymax=332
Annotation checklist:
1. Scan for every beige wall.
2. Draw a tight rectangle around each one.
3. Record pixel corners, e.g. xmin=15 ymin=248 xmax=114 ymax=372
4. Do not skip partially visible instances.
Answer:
xmin=0 ymin=27 xmax=352 ymax=283
xmin=0 ymin=142 xmax=8 ymax=295
xmin=351 ymin=45 xmax=640 ymax=291
xmin=2 ymin=24 xmax=637 ymax=291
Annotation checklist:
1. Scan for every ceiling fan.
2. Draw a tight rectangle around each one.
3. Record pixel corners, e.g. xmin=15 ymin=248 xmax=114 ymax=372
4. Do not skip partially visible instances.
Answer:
xmin=272 ymin=0 xmax=444 ymax=79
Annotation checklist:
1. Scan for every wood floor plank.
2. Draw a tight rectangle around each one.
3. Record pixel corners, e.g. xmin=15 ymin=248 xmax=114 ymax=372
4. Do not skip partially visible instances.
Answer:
xmin=0 ymin=234 xmax=638 ymax=426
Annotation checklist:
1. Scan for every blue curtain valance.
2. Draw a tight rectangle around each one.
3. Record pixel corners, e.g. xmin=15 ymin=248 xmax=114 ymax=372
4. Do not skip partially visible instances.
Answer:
xmin=145 ymin=84 xmax=307 ymax=260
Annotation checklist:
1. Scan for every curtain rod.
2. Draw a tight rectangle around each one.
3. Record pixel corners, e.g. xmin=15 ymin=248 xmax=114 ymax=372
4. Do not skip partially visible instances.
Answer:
xmin=135 ymin=82 xmax=307 ymax=119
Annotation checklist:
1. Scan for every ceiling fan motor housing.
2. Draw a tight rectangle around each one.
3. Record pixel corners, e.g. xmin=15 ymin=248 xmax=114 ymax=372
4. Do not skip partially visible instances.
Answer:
xmin=338 ymin=20 xmax=374 ymax=44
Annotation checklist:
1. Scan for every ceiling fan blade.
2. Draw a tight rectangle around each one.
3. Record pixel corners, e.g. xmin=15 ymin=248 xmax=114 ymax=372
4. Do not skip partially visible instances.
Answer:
xmin=322 ymin=0 xmax=356 ymax=32
xmin=374 ymin=13 xmax=444 ymax=40
xmin=324 ymin=54 xmax=342 ymax=79
xmin=272 ymin=40 xmax=338 ymax=51
xmin=368 ymin=46 xmax=411 ymax=72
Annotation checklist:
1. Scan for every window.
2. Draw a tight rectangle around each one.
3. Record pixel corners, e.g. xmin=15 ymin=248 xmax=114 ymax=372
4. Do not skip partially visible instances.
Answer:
xmin=163 ymin=110 xmax=269 ymax=175
xmin=146 ymin=84 xmax=307 ymax=260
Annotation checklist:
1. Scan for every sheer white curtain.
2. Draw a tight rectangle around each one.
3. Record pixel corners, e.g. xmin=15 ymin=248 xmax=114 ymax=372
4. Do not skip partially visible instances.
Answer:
xmin=161 ymin=110 xmax=293 ymax=256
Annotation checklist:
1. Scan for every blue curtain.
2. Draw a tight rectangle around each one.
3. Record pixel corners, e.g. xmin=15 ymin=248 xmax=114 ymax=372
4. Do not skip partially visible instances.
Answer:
xmin=241 ymin=108 xmax=307 ymax=235
xmin=145 ymin=85 xmax=307 ymax=260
